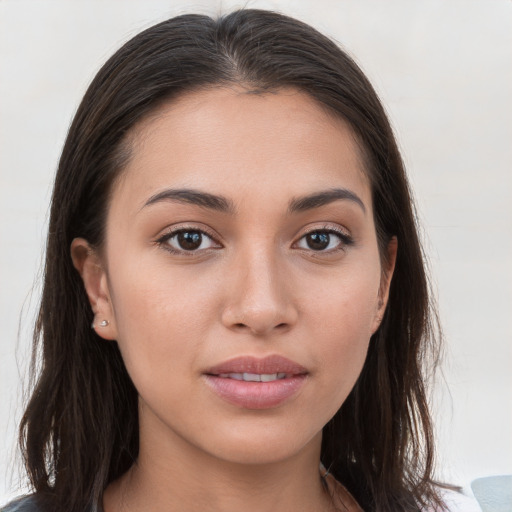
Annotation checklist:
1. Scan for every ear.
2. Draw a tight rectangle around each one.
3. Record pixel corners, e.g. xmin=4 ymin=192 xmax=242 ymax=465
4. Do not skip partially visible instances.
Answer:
xmin=70 ymin=238 xmax=118 ymax=341
xmin=371 ymin=236 xmax=398 ymax=334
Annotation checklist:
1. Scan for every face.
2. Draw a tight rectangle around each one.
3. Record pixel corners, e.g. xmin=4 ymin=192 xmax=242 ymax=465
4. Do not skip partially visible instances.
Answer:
xmin=73 ymin=87 xmax=395 ymax=467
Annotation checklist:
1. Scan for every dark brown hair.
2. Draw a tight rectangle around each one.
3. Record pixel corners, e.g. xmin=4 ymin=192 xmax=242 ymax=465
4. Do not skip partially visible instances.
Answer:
xmin=20 ymin=9 xmax=445 ymax=511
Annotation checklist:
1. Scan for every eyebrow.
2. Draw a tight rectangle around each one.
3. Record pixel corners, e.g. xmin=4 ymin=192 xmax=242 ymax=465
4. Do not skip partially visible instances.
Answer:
xmin=142 ymin=186 xmax=366 ymax=215
xmin=143 ymin=188 xmax=236 ymax=214
xmin=288 ymin=188 xmax=366 ymax=214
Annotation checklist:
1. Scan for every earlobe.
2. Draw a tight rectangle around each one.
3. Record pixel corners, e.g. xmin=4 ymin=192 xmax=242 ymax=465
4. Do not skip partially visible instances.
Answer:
xmin=372 ymin=236 xmax=398 ymax=333
xmin=70 ymin=238 xmax=118 ymax=341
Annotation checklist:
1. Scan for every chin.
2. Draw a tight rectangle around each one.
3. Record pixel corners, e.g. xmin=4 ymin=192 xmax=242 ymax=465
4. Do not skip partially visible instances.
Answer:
xmin=194 ymin=421 xmax=323 ymax=466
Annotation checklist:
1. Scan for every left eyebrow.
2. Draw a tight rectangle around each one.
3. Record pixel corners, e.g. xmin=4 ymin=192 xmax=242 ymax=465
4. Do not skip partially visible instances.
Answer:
xmin=288 ymin=188 xmax=366 ymax=214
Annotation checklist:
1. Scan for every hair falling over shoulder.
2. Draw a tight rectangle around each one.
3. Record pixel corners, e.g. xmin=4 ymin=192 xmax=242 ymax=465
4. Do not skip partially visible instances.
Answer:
xmin=19 ymin=9 xmax=448 ymax=512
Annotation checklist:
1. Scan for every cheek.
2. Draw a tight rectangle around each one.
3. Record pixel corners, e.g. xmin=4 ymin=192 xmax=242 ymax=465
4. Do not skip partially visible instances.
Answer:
xmin=304 ymin=264 xmax=380 ymax=402
xmin=307 ymin=259 xmax=380 ymax=341
xmin=106 ymin=255 xmax=220 ymax=386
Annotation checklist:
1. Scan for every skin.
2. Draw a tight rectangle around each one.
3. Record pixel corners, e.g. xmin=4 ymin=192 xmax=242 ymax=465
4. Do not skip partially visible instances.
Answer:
xmin=72 ymin=87 xmax=396 ymax=512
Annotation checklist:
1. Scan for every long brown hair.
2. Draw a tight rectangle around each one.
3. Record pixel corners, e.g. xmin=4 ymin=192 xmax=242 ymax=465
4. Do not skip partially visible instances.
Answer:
xmin=20 ymin=9 xmax=445 ymax=511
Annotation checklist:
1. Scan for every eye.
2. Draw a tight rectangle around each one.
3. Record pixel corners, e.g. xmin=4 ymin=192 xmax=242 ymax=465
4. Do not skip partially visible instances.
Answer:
xmin=295 ymin=229 xmax=353 ymax=252
xmin=158 ymin=228 xmax=220 ymax=254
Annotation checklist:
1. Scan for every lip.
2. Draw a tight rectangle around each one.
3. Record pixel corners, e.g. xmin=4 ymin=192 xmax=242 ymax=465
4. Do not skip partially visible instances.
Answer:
xmin=206 ymin=355 xmax=308 ymax=376
xmin=203 ymin=355 xmax=308 ymax=410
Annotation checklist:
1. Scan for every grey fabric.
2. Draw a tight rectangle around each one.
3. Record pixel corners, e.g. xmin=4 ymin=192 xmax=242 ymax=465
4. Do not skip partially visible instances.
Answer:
xmin=1 ymin=496 xmax=101 ymax=512
xmin=0 ymin=496 xmax=39 ymax=512
xmin=471 ymin=475 xmax=512 ymax=512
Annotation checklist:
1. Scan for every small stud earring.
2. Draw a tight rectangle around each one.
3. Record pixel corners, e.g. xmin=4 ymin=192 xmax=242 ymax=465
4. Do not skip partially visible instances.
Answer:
xmin=91 ymin=319 xmax=109 ymax=329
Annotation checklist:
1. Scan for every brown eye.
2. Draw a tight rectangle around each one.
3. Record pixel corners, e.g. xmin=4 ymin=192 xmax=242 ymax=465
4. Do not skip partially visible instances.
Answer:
xmin=305 ymin=232 xmax=330 ymax=250
xmin=177 ymin=231 xmax=202 ymax=250
xmin=161 ymin=228 xmax=219 ymax=253
xmin=296 ymin=229 xmax=353 ymax=252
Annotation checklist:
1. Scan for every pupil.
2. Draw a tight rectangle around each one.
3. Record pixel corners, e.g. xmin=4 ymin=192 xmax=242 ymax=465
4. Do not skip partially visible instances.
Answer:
xmin=178 ymin=231 xmax=202 ymax=250
xmin=307 ymin=232 xmax=329 ymax=250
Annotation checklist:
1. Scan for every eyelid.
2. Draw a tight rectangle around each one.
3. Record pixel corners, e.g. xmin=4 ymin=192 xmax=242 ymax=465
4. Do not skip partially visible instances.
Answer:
xmin=300 ymin=223 xmax=351 ymax=237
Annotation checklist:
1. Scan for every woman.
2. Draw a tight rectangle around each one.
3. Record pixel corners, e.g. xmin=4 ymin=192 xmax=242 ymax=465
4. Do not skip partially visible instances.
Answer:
xmin=2 ymin=9 xmax=451 ymax=512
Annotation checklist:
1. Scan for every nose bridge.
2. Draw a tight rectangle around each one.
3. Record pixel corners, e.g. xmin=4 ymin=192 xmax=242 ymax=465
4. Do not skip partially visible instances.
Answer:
xmin=221 ymin=238 xmax=297 ymax=335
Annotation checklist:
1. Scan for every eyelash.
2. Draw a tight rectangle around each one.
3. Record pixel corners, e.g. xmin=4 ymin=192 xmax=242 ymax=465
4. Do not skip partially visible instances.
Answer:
xmin=295 ymin=225 xmax=354 ymax=254
xmin=156 ymin=224 xmax=354 ymax=256
xmin=156 ymin=225 xmax=221 ymax=256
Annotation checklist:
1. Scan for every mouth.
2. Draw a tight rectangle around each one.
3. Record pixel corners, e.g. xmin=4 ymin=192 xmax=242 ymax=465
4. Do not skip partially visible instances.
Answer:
xmin=205 ymin=354 xmax=308 ymax=376
xmin=216 ymin=372 xmax=289 ymax=382
xmin=203 ymin=355 xmax=308 ymax=409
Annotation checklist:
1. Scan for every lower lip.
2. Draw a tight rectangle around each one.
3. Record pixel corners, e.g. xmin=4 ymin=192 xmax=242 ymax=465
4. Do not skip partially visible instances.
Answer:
xmin=204 ymin=375 xmax=307 ymax=409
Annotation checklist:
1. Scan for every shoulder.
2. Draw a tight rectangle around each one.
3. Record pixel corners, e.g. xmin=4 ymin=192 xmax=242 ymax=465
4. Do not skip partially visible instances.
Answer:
xmin=0 ymin=495 xmax=40 ymax=512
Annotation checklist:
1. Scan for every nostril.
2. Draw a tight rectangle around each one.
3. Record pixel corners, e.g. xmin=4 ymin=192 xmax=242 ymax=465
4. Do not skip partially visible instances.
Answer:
xmin=231 ymin=321 xmax=288 ymax=334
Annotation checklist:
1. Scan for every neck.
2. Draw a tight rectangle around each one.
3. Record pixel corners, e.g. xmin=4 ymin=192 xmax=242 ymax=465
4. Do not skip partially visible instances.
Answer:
xmin=104 ymin=413 xmax=334 ymax=512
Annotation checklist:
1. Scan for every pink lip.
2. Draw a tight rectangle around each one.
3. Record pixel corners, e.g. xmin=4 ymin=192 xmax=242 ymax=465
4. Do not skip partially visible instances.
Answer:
xmin=203 ymin=355 xmax=308 ymax=410
xmin=206 ymin=355 xmax=307 ymax=375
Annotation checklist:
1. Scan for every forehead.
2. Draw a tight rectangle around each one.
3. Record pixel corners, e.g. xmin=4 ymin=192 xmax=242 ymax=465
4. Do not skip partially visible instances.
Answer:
xmin=112 ymin=86 xmax=371 ymax=211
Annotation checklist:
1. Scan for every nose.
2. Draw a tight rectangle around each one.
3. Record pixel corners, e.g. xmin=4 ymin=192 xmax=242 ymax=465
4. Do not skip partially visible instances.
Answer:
xmin=220 ymin=247 xmax=298 ymax=336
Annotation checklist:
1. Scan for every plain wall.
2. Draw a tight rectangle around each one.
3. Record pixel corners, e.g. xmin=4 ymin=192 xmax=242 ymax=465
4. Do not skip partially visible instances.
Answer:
xmin=1 ymin=0 xmax=511 ymax=504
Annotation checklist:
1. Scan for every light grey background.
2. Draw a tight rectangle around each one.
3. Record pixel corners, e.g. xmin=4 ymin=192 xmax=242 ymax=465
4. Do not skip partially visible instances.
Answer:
xmin=1 ymin=0 xmax=511 ymax=505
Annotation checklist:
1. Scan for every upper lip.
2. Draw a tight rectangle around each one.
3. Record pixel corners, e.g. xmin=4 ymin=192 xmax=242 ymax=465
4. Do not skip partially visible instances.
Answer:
xmin=205 ymin=355 xmax=308 ymax=376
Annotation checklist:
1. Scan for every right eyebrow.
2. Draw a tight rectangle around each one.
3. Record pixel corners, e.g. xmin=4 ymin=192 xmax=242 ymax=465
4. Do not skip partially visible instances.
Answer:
xmin=141 ymin=188 xmax=237 ymax=214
